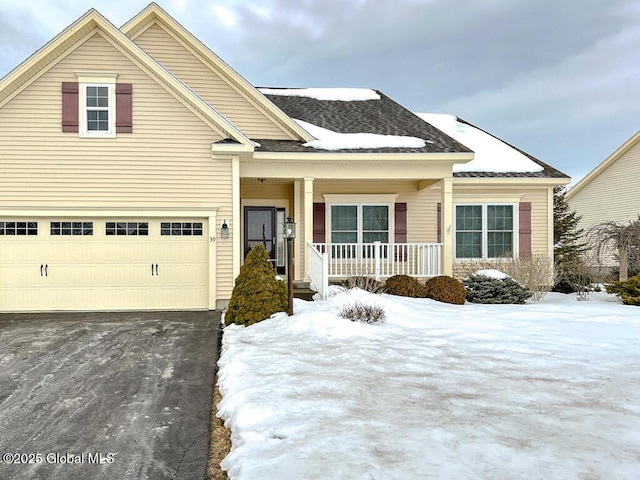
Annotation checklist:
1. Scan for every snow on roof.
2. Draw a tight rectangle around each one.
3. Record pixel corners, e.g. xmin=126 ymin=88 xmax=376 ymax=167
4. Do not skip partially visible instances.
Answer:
xmin=416 ymin=113 xmax=544 ymax=173
xmin=259 ymin=87 xmax=381 ymax=101
xmin=294 ymin=119 xmax=427 ymax=151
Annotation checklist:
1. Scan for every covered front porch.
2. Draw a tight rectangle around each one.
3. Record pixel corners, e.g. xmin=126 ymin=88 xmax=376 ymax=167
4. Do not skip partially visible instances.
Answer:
xmin=238 ymin=173 xmax=457 ymax=297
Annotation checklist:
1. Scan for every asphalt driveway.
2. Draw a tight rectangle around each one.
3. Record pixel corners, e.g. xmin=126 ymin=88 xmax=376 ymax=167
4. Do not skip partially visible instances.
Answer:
xmin=0 ymin=310 xmax=220 ymax=480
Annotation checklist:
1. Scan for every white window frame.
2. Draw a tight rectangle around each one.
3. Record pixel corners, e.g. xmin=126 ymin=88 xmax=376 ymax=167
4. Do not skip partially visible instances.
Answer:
xmin=76 ymin=72 xmax=118 ymax=138
xmin=454 ymin=203 xmax=517 ymax=260
xmin=327 ymin=203 xmax=393 ymax=244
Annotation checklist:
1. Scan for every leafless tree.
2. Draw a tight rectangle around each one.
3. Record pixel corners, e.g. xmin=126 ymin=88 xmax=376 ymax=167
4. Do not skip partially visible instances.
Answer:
xmin=587 ymin=216 xmax=640 ymax=281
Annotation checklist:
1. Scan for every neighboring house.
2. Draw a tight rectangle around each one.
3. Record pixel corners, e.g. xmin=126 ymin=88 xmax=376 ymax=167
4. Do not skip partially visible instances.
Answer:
xmin=566 ymin=130 xmax=640 ymax=270
xmin=0 ymin=3 xmax=569 ymax=312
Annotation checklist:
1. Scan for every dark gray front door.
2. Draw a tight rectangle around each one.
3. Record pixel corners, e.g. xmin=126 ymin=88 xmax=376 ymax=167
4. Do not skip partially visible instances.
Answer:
xmin=244 ymin=206 xmax=276 ymax=260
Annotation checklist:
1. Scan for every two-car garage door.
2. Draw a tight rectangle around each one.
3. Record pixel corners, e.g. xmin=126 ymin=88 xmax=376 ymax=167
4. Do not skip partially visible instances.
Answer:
xmin=0 ymin=218 xmax=209 ymax=311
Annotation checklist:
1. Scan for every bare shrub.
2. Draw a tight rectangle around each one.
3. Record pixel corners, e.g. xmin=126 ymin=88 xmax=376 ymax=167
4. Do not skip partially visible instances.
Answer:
xmin=339 ymin=301 xmax=385 ymax=324
xmin=588 ymin=216 xmax=640 ymax=281
xmin=340 ymin=275 xmax=385 ymax=294
xmin=554 ymin=256 xmax=592 ymax=301
xmin=455 ymin=254 xmax=554 ymax=301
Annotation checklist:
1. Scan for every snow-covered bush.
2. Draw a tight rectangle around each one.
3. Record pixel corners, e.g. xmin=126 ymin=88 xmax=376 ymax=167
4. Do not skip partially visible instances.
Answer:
xmin=341 ymin=275 xmax=385 ymax=294
xmin=605 ymin=274 xmax=640 ymax=306
xmin=225 ymin=244 xmax=288 ymax=326
xmin=464 ymin=270 xmax=532 ymax=304
xmin=384 ymin=274 xmax=427 ymax=298
xmin=424 ymin=275 xmax=466 ymax=305
xmin=339 ymin=301 xmax=385 ymax=324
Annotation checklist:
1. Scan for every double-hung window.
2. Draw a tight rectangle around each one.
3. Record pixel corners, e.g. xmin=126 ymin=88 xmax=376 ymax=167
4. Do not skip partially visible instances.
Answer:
xmin=455 ymin=204 xmax=514 ymax=259
xmin=85 ymin=85 xmax=111 ymax=133
xmin=330 ymin=204 xmax=390 ymax=258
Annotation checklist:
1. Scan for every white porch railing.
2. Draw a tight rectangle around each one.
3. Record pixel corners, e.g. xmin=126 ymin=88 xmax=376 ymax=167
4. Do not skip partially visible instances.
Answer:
xmin=308 ymin=241 xmax=442 ymax=298
xmin=307 ymin=241 xmax=329 ymax=299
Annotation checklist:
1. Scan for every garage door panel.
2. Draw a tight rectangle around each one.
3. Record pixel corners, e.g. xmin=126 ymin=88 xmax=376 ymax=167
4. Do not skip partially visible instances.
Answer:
xmin=0 ymin=218 xmax=210 ymax=311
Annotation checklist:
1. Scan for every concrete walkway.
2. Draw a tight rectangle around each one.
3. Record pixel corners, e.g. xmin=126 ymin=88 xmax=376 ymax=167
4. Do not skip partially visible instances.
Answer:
xmin=0 ymin=311 xmax=220 ymax=480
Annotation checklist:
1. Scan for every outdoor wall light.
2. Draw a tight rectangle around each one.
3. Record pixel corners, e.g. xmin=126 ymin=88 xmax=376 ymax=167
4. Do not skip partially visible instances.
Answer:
xmin=284 ymin=217 xmax=296 ymax=239
xmin=221 ymin=220 xmax=229 ymax=239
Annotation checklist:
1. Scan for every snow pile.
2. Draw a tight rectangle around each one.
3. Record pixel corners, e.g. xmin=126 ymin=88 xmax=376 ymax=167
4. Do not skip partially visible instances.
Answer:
xmin=218 ymin=289 xmax=640 ymax=480
xmin=294 ymin=119 xmax=427 ymax=151
xmin=416 ymin=113 xmax=544 ymax=173
xmin=473 ymin=269 xmax=510 ymax=279
xmin=258 ymin=87 xmax=381 ymax=101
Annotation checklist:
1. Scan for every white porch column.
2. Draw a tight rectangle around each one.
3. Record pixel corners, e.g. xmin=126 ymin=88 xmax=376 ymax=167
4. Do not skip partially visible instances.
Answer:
xmin=208 ymin=213 xmax=217 ymax=310
xmin=293 ymin=180 xmax=302 ymax=281
xmin=303 ymin=177 xmax=314 ymax=282
xmin=440 ymin=177 xmax=454 ymax=276
xmin=232 ymin=155 xmax=241 ymax=281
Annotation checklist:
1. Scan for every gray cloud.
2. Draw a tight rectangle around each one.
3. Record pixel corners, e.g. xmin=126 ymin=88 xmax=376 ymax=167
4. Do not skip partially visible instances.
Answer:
xmin=0 ymin=0 xmax=638 ymax=181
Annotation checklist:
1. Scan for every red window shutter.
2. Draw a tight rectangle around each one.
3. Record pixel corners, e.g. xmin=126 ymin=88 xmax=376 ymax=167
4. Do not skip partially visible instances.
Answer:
xmin=394 ymin=203 xmax=407 ymax=261
xmin=519 ymin=202 xmax=532 ymax=256
xmin=394 ymin=203 xmax=407 ymax=243
xmin=61 ymin=82 xmax=79 ymax=132
xmin=115 ymin=83 xmax=132 ymax=133
xmin=313 ymin=203 xmax=326 ymax=243
xmin=437 ymin=203 xmax=442 ymax=243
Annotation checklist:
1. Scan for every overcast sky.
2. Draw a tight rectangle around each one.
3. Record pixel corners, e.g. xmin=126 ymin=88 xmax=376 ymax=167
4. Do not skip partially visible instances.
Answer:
xmin=1 ymin=0 xmax=639 ymax=183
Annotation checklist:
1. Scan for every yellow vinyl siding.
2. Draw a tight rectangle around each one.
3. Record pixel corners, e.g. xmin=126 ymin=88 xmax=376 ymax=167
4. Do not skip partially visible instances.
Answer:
xmin=569 ymin=140 xmax=640 ymax=234
xmin=134 ymin=23 xmax=294 ymax=140
xmin=0 ymin=33 xmax=235 ymax=301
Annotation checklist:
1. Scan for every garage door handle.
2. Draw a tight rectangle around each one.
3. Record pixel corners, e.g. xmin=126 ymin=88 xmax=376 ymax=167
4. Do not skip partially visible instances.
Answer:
xmin=45 ymin=264 xmax=48 ymax=277
xmin=41 ymin=264 xmax=43 ymax=276
xmin=151 ymin=264 xmax=159 ymax=276
xmin=40 ymin=264 xmax=48 ymax=277
xmin=155 ymin=264 xmax=159 ymax=276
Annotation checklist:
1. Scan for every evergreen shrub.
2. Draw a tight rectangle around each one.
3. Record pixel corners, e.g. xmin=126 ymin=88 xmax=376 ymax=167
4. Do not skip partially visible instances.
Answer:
xmin=424 ymin=275 xmax=467 ymax=305
xmin=384 ymin=274 xmax=427 ymax=298
xmin=605 ymin=274 xmax=640 ymax=306
xmin=464 ymin=273 xmax=532 ymax=304
xmin=225 ymin=244 xmax=288 ymax=326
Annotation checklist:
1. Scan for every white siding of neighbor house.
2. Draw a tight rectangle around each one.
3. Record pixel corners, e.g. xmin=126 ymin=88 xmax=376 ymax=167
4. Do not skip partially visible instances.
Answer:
xmin=568 ymin=139 xmax=640 ymax=267
xmin=0 ymin=32 xmax=235 ymax=300
xmin=133 ymin=23 xmax=295 ymax=140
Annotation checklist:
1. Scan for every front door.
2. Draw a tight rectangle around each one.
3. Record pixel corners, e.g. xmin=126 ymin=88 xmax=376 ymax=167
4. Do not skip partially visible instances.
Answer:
xmin=244 ymin=205 xmax=276 ymax=259
xmin=244 ymin=207 xmax=287 ymax=274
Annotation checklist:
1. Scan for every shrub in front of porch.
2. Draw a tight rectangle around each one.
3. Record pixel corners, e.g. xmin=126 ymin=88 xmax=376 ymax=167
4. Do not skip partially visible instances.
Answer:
xmin=424 ymin=275 xmax=466 ymax=305
xmin=225 ymin=244 xmax=288 ymax=326
xmin=384 ymin=275 xmax=427 ymax=298
xmin=464 ymin=272 xmax=532 ymax=304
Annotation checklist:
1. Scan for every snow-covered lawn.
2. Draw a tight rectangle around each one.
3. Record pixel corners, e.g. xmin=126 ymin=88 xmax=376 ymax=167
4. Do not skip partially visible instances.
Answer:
xmin=217 ymin=290 xmax=640 ymax=480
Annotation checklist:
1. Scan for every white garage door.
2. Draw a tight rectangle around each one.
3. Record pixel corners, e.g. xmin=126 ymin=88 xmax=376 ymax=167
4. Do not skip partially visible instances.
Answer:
xmin=0 ymin=218 xmax=209 ymax=311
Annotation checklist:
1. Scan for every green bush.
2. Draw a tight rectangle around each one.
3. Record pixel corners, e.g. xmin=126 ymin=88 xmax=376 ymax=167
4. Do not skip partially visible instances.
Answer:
xmin=605 ymin=274 xmax=640 ymax=306
xmin=225 ymin=244 xmax=288 ymax=326
xmin=424 ymin=275 xmax=466 ymax=305
xmin=384 ymin=274 xmax=427 ymax=298
xmin=464 ymin=273 xmax=532 ymax=304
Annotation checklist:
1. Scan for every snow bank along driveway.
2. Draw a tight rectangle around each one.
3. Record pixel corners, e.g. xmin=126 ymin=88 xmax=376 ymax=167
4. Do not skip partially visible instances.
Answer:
xmin=218 ymin=290 xmax=640 ymax=480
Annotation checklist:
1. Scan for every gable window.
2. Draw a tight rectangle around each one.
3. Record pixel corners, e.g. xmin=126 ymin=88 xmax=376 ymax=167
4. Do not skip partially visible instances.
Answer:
xmin=85 ymin=85 xmax=110 ymax=132
xmin=62 ymin=73 xmax=131 ymax=136
xmin=455 ymin=204 xmax=514 ymax=259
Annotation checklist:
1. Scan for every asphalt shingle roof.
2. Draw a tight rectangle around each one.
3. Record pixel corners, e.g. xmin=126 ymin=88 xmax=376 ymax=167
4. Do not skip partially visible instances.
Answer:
xmin=250 ymin=88 xmax=569 ymax=179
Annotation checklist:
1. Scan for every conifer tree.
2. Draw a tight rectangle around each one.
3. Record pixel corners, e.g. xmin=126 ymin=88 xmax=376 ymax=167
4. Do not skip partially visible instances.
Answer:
xmin=554 ymin=185 xmax=587 ymax=266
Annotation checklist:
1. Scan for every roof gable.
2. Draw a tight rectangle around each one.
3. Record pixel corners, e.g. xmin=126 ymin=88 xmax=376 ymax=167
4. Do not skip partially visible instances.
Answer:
xmin=121 ymin=3 xmax=312 ymax=142
xmin=0 ymin=7 xmax=254 ymax=148
xmin=566 ymin=129 xmax=640 ymax=199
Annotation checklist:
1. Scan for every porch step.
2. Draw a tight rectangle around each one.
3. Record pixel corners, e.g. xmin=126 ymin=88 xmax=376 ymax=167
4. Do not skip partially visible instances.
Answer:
xmin=293 ymin=282 xmax=316 ymax=301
